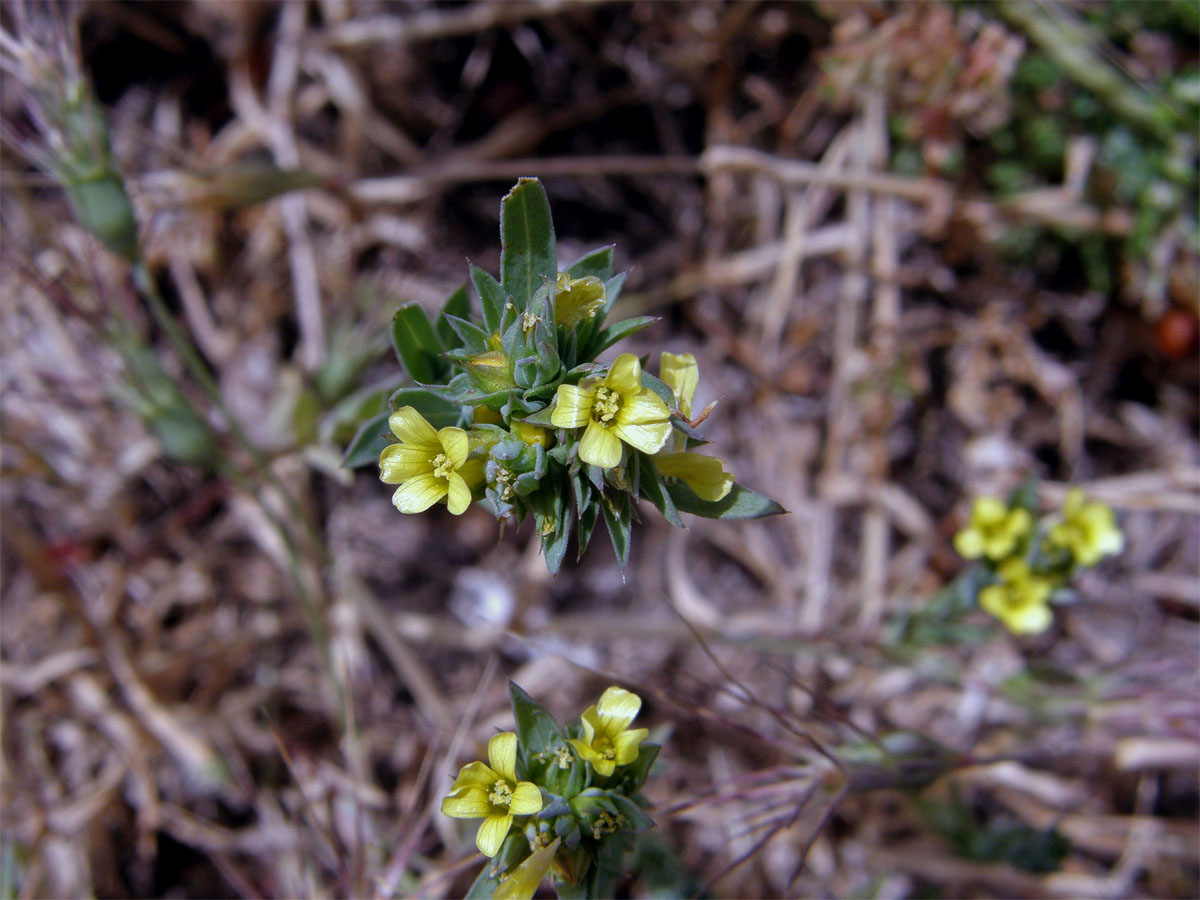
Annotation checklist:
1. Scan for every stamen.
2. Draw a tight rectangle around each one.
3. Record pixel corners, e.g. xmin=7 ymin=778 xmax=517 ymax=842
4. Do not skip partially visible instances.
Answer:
xmin=488 ymin=780 xmax=514 ymax=807
xmin=432 ymin=453 xmax=454 ymax=479
xmin=592 ymin=387 xmax=621 ymax=425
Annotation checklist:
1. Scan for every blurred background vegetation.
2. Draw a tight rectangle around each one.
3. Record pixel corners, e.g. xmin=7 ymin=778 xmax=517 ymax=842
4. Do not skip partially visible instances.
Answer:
xmin=1 ymin=1 xmax=1197 ymax=897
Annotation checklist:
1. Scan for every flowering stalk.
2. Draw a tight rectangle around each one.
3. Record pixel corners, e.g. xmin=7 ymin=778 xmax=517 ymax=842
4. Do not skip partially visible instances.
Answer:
xmin=344 ymin=179 xmax=785 ymax=573
xmin=442 ymin=683 xmax=660 ymax=899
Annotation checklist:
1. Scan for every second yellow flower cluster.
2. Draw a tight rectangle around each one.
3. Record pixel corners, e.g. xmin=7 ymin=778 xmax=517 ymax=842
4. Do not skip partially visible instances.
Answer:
xmin=954 ymin=488 xmax=1123 ymax=634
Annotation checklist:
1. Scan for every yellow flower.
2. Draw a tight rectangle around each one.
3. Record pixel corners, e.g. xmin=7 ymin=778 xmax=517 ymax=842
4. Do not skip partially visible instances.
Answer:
xmin=659 ymin=351 xmax=699 ymax=419
xmin=440 ymin=732 xmax=543 ymax=857
xmin=494 ymin=838 xmax=560 ymax=900
xmin=553 ymin=272 xmax=606 ymax=329
xmin=979 ymin=559 xmax=1054 ymax=635
xmin=511 ymin=421 xmax=551 ymax=448
xmin=550 ymin=354 xmax=671 ymax=468
xmin=379 ymin=407 xmax=484 ymax=515
xmin=1046 ymin=488 xmax=1124 ymax=567
xmin=569 ymin=686 xmax=649 ymax=777
xmin=654 ymin=452 xmax=734 ymax=501
xmin=953 ymin=497 xmax=1033 ymax=562
xmin=654 ymin=352 xmax=733 ymax=501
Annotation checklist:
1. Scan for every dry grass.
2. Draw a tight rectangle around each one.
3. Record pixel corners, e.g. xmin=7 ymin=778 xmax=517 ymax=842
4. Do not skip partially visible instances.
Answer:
xmin=2 ymin=2 xmax=1197 ymax=898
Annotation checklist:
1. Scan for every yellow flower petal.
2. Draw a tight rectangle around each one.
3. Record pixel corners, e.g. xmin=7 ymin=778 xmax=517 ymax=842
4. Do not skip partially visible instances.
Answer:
xmin=379 ymin=444 xmax=435 ymax=483
xmin=973 ymin=496 xmax=1008 ymax=523
xmin=605 ymin=353 xmax=642 ymax=396
xmin=660 ymin=352 xmax=698 ymax=419
xmin=551 ymin=383 xmax=593 ymax=428
xmin=509 ymin=781 xmax=543 ymax=816
xmin=476 ymin=813 xmax=513 ymax=857
xmin=596 ymin=687 xmax=641 ymax=729
xmin=438 ymin=427 xmax=469 ymax=469
xmin=449 ymin=761 xmax=498 ymax=791
xmin=612 ymin=727 xmax=648 ymax=766
xmin=618 ymin=388 xmax=671 ymax=425
xmin=579 ymin=707 xmax=598 ymax=745
xmin=494 ymin=838 xmax=560 ymax=900
xmin=389 ymin=407 xmax=440 ymax=447
xmin=441 ymin=785 xmax=492 ymax=819
xmin=579 ymin=421 xmax=623 ymax=468
xmin=392 ymin=472 xmax=447 ymax=513
xmin=654 ymin=452 xmax=733 ymax=501
xmin=445 ymin=472 xmax=472 ymax=515
xmin=487 ymin=732 xmax=519 ymax=783
xmin=952 ymin=528 xmax=986 ymax=559
xmin=610 ymin=419 xmax=671 ymax=456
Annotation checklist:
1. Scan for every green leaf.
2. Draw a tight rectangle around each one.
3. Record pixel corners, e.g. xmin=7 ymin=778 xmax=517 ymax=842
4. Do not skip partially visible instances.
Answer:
xmin=509 ymin=682 xmax=567 ymax=760
xmin=565 ymin=245 xmax=614 ymax=282
xmin=666 ymin=481 xmax=788 ymax=519
xmin=442 ymin=313 xmax=492 ymax=353
xmin=607 ymin=794 xmax=655 ymax=833
xmin=391 ymin=302 xmax=444 ymax=384
xmin=582 ymin=316 xmax=658 ymax=360
xmin=615 ymin=743 xmax=660 ymax=795
xmin=601 ymin=492 xmax=633 ymax=569
xmin=541 ymin=495 xmax=573 ymax=575
xmin=436 ymin=284 xmax=471 ymax=349
xmin=500 ymin=178 xmax=557 ymax=311
xmin=637 ymin=461 xmax=683 ymax=528
xmin=638 ymin=372 xmax=676 ymax=410
xmin=342 ymin=410 xmax=391 ymax=468
xmin=471 ymin=264 xmax=507 ymax=335
xmin=386 ymin=388 xmax=461 ymax=427
xmin=464 ymin=832 xmax=531 ymax=900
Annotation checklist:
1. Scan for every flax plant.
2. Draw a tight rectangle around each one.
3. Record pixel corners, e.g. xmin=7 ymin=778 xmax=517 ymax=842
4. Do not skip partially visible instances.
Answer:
xmin=441 ymin=684 xmax=659 ymax=899
xmin=343 ymin=179 xmax=784 ymax=572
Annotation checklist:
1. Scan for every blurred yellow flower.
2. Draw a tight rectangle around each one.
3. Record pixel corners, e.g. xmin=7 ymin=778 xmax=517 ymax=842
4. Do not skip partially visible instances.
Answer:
xmin=551 ymin=354 xmax=671 ymax=468
xmin=654 ymin=352 xmax=732 ymax=500
xmin=659 ymin=351 xmax=699 ymax=419
xmin=1047 ymin=488 xmax=1124 ymax=567
xmin=979 ymin=558 xmax=1054 ymax=634
xmin=379 ymin=407 xmax=484 ymax=515
xmin=953 ymin=497 xmax=1033 ymax=562
xmin=654 ymin=452 xmax=734 ymax=502
xmin=440 ymin=732 xmax=543 ymax=857
xmin=569 ymin=686 xmax=649 ymax=777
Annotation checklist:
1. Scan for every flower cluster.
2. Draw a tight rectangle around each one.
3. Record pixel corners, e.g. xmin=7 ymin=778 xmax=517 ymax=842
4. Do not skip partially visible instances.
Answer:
xmin=344 ymin=179 xmax=782 ymax=573
xmin=954 ymin=486 xmax=1124 ymax=634
xmin=441 ymin=684 xmax=658 ymax=899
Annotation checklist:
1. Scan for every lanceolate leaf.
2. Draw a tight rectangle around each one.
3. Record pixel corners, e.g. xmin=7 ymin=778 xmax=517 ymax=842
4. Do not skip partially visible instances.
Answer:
xmin=436 ymin=285 xmax=471 ymax=350
xmin=341 ymin=410 xmax=391 ymax=469
xmin=601 ymin=492 xmax=633 ymax=570
xmin=509 ymin=681 xmax=567 ymax=761
xmin=471 ymin=264 xmax=507 ymax=334
xmin=500 ymin=177 xmax=556 ymax=311
xmin=387 ymin=388 xmax=461 ymax=426
xmin=582 ymin=316 xmax=658 ymax=360
xmin=667 ymin=480 xmax=788 ymax=519
xmin=565 ymin=245 xmax=615 ymax=282
xmin=391 ymin=302 xmax=444 ymax=384
xmin=637 ymin=461 xmax=684 ymax=528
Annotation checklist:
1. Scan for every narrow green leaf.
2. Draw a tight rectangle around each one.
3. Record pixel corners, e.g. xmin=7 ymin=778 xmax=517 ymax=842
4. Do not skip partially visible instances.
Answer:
xmin=666 ymin=480 xmax=788 ymax=519
xmin=436 ymin=284 xmax=471 ymax=349
xmin=391 ymin=302 xmax=443 ymax=383
xmin=442 ymin=313 xmax=492 ymax=352
xmin=509 ymin=682 xmax=567 ymax=761
xmin=471 ymin=264 xmax=507 ymax=335
xmin=582 ymin=316 xmax=658 ymax=361
xmin=565 ymin=246 xmax=614 ymax=282
xmin=500 ymin=178 xmax=556 ymax=311
xmin=387 ymin=388 xmax=462 ymax=427
xmin=638 ymin=372 xmax=676 ymax=410
xmin=577 ymin=501 xmax=599 ymax=560
xmin=637 ymin=460 xmax=684 ymax=528
xmin=601 ymin=492 xmax=633 ymax=569
xmin=607 ymin=794 xmax=655 ymax=833
xmin=342 ymin=410 xmax=391 ymax=468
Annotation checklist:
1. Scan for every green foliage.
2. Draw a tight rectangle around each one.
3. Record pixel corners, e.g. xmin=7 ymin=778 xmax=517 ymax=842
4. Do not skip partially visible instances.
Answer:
xmin=919 ymin=787 xmax=1070 ymax=875
xmin=345 ymin=179 xmax=784 ymax=573
xmin=452 ymin=684 xmax=660 ymax=900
